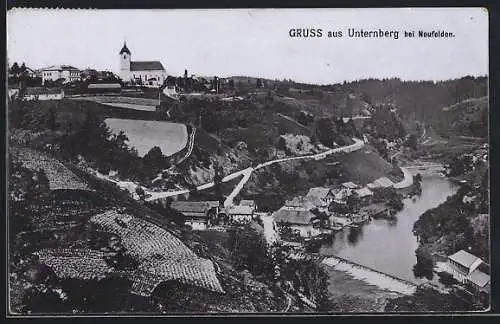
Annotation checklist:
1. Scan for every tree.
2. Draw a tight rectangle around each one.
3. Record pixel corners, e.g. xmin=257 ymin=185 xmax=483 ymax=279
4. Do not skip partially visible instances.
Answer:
xmin=227 ymin=223 xmax=270 ymax=276
xmin=413 ymin=246 xmax=434 ymax=280
xmin=10 ymin=62 xmax=20 ymax=75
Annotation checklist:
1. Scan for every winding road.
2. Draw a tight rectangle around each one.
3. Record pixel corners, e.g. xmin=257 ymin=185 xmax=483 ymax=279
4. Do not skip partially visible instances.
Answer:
xmin=146 ymin=138 xmax=365 ymax=203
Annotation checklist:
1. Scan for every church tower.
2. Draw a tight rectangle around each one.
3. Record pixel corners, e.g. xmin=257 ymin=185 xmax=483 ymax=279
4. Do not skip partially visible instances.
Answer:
xmin=119 ymin=41 xmax=131 ymax=81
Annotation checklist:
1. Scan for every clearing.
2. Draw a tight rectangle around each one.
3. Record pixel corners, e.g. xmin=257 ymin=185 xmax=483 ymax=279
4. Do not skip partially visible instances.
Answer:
xmin=104 ymin=118 xmax=188 ymax=157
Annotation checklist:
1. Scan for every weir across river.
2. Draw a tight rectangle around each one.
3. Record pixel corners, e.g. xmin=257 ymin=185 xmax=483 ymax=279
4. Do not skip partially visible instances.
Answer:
xmin=289 ymin=252 xmax=418 ymax=296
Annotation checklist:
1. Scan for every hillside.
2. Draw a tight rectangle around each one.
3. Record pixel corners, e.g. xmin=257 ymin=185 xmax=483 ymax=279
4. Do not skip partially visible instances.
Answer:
xmin=433 ymin=97 xmax=488 ymax=139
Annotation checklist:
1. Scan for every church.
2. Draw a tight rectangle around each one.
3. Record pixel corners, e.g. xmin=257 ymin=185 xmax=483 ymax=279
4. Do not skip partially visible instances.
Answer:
xmin=119 ymin=42 xmax=167 ymax=87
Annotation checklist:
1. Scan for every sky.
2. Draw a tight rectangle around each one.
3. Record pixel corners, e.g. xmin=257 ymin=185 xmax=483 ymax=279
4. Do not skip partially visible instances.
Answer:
xmin=7 ymin=8 xmax=488 ymax=84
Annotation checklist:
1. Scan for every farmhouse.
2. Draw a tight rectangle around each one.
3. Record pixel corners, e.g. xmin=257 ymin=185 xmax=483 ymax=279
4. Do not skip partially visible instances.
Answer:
xmin=23 ymin=87 xmax=65 ymax=101
xmin=170 ymin=201 xmax=220 ymax=230
xmin=367 ymin=177 xmax=395 ymax=189
xmin=354 ymin=187 xmax=374 ymax=204
xmin=282 ymin=196 xmax=315 ymax=211
xmin=239 ymin=199 xmax=256 ymax=210
xmin=305 ymin=187 xmax=332 ymax=207
xmin=273 ymin=209 xmax=323 ymax=238
xmin=447 ymin=250 xmax=490 ymax=291
xmin=227 ymin=205 xmax=254 ymax=223
xmin=40 ymin=65 xmax=80 ymax=84
xmin=342 ymin=181 xmax=359 ymax=189
xmin=119 ymin=42 xmax=167 ymax=87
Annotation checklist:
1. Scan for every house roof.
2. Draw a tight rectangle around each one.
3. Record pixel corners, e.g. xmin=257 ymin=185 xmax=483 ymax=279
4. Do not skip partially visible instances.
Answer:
xmin=342 ymin=182 xmax=359 ymax=189
xmin=170 ymin=201 xmax=219 ymax=214
xmin=467 ymin=269 xmax=490 ymax=288
xmin=25 ymin=87 xmax=63 ymax=96
xmin=354 ymin=187 xmax=373 ymax=198
xmin=40 ymin=65 xmax=80 ymax=71
xmin=130 ymin=61 xmax=165 ymax=71
xmin=284 ymin=196 xmax=315 ymax=210
xmin=228 ymin=205 xmax=253 ymax=216
xmin=119 ymin=42 xmax=131 ymax=55
xmin=273 ymin=209 xmax=316 ymax=225
xmin=239 ymin=199 xmax=255 ymax=206
xmin=449 ymin=250 xmax=482 ymax=269
xmin=306 ymin=187 xmax=331 ymax=199
xmin=374 ymin=177 xmax=395 ymax=188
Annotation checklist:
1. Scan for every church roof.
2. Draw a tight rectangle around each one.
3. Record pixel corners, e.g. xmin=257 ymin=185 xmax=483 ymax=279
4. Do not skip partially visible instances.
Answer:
xmin=119 ymin=43 xmax=131 ymax=55
xmin=130 ymin=61 xmax=165 ymax=71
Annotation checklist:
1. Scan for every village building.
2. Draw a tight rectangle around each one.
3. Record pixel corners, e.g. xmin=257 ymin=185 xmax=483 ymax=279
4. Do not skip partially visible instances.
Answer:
xmin=170 ymin=201 xmax=219 ymax=230
xmin=119 ymin=42 xmax=167 ymax=87
xmin=447 ymin=250 xmax=490 ymax=291
xmin=354 ymin=187 xmax=374 ymax=204
xmin=40 ymin=65 xmax=80 ymax=84
xmin=239 ymin=199 xmax=256 ymax=210
xmin=305 ymin=187 xmax=332 ymax=208
xmin=23 ymin=87 xmax=65 ymax=101
xmin=367 ymin=177 xmax=395 ymax=190
xmin=273 ymin=209 xmax=326 ymax=238
xmin=342 ymin=181 xmax=359 ymax=189
xmin=281 ymin=196 xmax=315 ymax=211
xmin=226 ymin=205 xmax=254 ymax=223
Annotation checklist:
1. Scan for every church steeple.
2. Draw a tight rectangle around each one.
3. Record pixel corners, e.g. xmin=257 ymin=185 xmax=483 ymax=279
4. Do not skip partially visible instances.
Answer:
xmin=119 ymin=41 xmax=131 ymax=55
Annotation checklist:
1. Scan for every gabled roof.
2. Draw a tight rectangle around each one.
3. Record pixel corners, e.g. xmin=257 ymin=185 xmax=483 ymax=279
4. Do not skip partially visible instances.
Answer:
xmin=170 ymin=201 xmax=219 ymax=214
xmin=449 ymin=250 xmax=482 ymax=269
xmin=40 ymin=65 xmax=79 ymax=71
xmin=342 ymin=182 xmax=359 ymax=189
xmin=306 ymin=187 xmax=331 ymax=200
xmin=239 ymin=199 xmax=255 ymax=207
xmin=228 ymin=205 xmax=253 ymax=216
xmin=119 ymin=42 xmax=131 ymax=55
xmin=274 ymin=209 xmax=316 ymax=225
xmin=468 ymin=269 xmax=490 ymax=288
xmin=284 ymin=196 xmax=315 ymax=210
xmin=354 ymin=187 xmax=373 ymax=198
xmin=374 ymin=177 xmax=395 ymax=188
xmin=130 ymin=61 xmax=165 ymax=71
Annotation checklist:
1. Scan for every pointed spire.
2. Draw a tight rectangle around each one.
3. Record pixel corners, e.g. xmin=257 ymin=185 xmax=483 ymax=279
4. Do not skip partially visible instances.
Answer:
xmin=119 ymin=40 xmax=131 ymax=55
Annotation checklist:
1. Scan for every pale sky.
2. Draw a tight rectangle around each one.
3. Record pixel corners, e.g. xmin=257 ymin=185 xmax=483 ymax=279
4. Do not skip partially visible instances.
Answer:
xmin=7 ymin=8 xmax=488 ymax=84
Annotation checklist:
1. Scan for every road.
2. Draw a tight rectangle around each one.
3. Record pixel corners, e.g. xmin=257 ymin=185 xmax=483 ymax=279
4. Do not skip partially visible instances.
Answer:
xmin=146 ymin=137 xmax=365 ymax=202
xmin=393 ymin=167 xmax=413 ymax=189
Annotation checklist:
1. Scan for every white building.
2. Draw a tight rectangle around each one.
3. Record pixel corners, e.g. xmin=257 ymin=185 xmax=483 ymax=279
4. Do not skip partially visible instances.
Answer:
xmin=119 ymin=42 xmax=167 ymax=87
xmin=40 ymin=65 xmax=80 ymax=84
xmin=447 ymin=250 xmax=490 ymax=290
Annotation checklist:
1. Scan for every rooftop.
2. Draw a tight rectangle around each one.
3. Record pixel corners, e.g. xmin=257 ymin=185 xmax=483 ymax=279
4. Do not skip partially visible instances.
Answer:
xmin=354 ymin=187 xmax=373 ymax=198
xmin=170 ymin=201 xmax=219 ymax=214
xmin=40 ymin=65 xmax=80 ymax=71
xmin=449 ymin=250 xmax=482 ymax=269
xmin=306 ymin=187 xmax=331 ymax=199
xmin=342 ymin=182 xmax=359 ymax=189
xmin=468 ymin=269 xmax=490 ymax=288
xmin=273 ymin=209 xmax=316 ymax=225
xmin=25 ymin=87 xmax=64 ymax=96
xmin=228 ymin=205 xmax=253 ymax=215
xmin=130 ymin=61 xmax=165 ymax=71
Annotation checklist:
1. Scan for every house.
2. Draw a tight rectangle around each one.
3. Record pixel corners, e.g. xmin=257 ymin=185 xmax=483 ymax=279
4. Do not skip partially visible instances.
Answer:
xmin=119 ymin=42 xmax=167 ymax=87
xmin=170 ymin=201 xmax=219 ymax=230
xmin=342 ymin=182 xmax=359 ymax=189
xmin=367 ymin=177 xmax=395 ymax=189
xmin=354 ymin=187 xmax=373 ymax=203
xmin=239 ymin=199 xmax=256 ymax=210
xmin=23 ymin=87 xmax=64 ymax=101
xmin=282 ymin=196 xmax=315 ymax=211
xmin=447 ymin=250 xmax=490 ymax=290
xmin=305 ymin=187 xmax=331 ymax=208
xmin=329 ymin=187 xmax=353 ymax=204
xmin=273 ymin=209 xmax=324 ymax=238
xmin=227 ymin=205 xmax=254 ymax=223
xmin=40 ymin=65 xmax=80 ymax=84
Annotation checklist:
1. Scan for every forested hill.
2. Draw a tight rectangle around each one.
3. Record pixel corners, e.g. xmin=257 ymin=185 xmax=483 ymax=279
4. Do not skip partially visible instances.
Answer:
xmin=319 ymin=76 xmax=487 ymax=125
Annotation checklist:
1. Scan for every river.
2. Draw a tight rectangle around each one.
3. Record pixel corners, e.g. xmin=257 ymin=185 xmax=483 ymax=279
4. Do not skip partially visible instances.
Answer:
xmin=318 ymin=173 xmax=459 ymax=284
